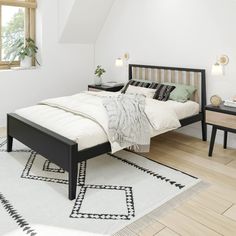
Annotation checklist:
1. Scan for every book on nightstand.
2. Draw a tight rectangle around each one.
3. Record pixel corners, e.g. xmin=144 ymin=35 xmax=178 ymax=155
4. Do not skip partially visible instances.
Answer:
xmin=224 ymin=100 xmax=236 ymax=108
xmin=102 ymin=81 xmax=124 ymax=87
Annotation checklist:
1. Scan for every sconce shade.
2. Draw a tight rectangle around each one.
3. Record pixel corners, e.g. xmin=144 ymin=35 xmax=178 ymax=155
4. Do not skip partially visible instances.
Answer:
xmin=211 ymin=63 xmax=223 ymax=76
xmin=115 ymin=58 xmax=123 ymax=67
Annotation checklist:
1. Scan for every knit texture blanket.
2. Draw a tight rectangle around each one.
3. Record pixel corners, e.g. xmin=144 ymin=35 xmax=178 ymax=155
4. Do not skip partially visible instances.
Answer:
xmin=103 ymin=94 xmax=151 ymax=152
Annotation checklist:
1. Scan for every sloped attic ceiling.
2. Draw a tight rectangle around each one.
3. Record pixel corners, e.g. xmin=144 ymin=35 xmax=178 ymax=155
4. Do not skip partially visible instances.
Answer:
xmin=59 ymin=0 xmax=115 ymax=44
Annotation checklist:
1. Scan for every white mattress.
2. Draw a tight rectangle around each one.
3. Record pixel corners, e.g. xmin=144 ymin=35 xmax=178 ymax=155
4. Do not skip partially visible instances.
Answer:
xmin=15 ymin=100 xmax=199 ymax=151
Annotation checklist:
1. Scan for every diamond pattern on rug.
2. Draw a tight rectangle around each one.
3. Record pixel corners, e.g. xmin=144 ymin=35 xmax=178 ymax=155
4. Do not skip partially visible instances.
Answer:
xmin=43 ymin=160 xmax=65 ymax=173
xmin=70 ymin=185 xmax=135 ymax=220
xmin=20 ymin=150 xmax=135 ymax=220
xmin=21 ymin=152 xmax=69 ymax=185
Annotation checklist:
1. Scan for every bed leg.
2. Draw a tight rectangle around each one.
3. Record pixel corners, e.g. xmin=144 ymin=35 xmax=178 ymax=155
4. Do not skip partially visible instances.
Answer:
xmin=7 ymin=135 xmax=13 ymax=152
xmin=201 ymin=120 xmax=207 ymax=141
xmin=69 ymin=165 xmax=78 ymax=200
xmin=68 ymin=146 xmax=78 ymax=200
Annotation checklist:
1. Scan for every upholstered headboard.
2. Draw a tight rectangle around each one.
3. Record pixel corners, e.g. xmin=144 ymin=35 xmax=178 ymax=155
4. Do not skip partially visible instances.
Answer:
xmin=129 ymin=64 xmax=206 ymax=110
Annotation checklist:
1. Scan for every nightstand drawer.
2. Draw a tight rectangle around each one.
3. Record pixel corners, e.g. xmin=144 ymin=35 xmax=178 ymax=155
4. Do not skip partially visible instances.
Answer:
xmin=206 ymin=110 xmax=236 ymax=129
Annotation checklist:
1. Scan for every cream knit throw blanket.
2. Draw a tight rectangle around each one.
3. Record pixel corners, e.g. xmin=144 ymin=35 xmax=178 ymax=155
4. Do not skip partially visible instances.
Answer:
xmin=103 ymin=94 xmax=151 ymax=153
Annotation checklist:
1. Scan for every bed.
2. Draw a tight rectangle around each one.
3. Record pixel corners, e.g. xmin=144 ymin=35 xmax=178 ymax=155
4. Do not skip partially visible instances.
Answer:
xmin=7 ymin=64 xmax=207 ymax=200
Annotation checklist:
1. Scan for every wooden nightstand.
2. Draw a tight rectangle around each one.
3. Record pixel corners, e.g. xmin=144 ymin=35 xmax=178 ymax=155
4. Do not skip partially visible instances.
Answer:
xmin=205 ymin=104 xmax=236 ymax=156
xmin=88 ymin=84 xmax=124 ymax=92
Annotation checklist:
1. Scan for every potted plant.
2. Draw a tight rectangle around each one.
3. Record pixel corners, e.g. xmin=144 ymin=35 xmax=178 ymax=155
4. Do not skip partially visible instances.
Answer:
xmin=94 ymin=65 xmax=106 ymax=85
xmin=5 ymin=37 xmax=39 ymax=68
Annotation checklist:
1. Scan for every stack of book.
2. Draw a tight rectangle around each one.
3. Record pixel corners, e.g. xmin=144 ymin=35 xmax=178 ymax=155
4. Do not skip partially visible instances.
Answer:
xmin=102 ymin=82 xmax=124 ymax=87
xmin=224 ymin=100 xmax=236 ymax=108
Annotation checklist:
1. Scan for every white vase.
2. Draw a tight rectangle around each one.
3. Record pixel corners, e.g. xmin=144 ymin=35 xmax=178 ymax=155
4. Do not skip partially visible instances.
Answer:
xmin=94 ymin=76 xmax=102 ymax=85
xmin=20 ymin=56 xmax=32 ymax=68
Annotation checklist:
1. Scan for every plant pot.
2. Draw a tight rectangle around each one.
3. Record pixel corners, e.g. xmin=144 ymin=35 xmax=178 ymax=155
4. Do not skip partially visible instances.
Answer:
xmin=94 ymin=76 xmax=102 ymax=86
xmin=20 ymin=56 xmax=32 ymax=68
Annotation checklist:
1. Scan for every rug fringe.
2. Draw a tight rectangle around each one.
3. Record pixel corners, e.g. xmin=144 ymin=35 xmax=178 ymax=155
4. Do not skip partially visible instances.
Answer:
xmin=113 ymin=181 xmax=209 ymax=236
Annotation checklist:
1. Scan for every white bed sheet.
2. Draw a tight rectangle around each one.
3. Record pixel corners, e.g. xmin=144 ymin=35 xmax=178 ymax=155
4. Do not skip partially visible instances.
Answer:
xmin=15 ymin=99 xmax=199 ymax=151
xmin=164 ymin=100 xmax=200 ymax=120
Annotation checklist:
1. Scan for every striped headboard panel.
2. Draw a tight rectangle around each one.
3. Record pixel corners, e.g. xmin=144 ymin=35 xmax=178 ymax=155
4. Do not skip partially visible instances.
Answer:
xmin=129 ymin=64 xmax=206 ymax=110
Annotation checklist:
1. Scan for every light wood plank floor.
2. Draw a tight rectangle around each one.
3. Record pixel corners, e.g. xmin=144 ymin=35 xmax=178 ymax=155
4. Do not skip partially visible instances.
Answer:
xmin=143 ymin=132 xmax=236 ymax=236
xmin=1 ymin=127 xmax=236 ymax=235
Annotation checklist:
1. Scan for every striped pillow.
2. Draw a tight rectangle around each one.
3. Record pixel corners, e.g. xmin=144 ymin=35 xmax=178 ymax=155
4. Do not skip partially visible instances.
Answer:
xmin=150 ymin=83 xmax=176 ymax=101
xmin=122 ymin=80 xmax=151 ymax=94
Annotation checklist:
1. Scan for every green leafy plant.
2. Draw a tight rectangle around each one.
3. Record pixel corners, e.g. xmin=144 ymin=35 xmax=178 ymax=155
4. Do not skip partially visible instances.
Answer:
xmin=94 ymin=65 xmax=106 ymax=78
xmin=4 ymin=37 xmax=40 ymax=65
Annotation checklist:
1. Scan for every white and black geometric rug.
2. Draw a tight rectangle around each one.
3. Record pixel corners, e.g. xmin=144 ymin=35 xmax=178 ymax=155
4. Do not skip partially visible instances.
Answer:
xmin=0 ymin=137 xmax=200 ymax=236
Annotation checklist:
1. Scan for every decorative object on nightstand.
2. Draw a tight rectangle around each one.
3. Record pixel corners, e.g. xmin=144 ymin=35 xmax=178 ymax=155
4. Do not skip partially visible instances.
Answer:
xmin=224 ymin=95 xmax=236 ymax=108
xmin=205 ymin=104 xmax=236 ymax=157
xmin=88 ymin=83 xmax=124 ymax=92
xmin=210 ymin=95 xmax=222 ymax=107
xmin=94 ymin=65 xmax=106 ymax=85
xmin=224 ymin=99 xmax=236 ymax=108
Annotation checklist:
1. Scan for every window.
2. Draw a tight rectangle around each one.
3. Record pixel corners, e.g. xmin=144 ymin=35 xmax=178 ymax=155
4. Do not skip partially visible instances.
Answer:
xmin=0 ymin=0 xmax=37 ymax=69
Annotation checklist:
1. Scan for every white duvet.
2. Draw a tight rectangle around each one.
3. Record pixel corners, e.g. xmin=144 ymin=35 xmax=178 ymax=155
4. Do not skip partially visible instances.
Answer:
xmin=15 ymin=91 xmax=181 ymax=152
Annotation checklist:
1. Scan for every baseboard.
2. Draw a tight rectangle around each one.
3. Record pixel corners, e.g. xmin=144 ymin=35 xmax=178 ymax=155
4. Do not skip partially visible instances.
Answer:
xmin=0 ymin=117 xmax=6 ymax=128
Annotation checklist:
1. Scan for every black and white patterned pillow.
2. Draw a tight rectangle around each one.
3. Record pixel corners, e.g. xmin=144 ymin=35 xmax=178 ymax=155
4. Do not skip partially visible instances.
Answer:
xmin=150 ymin=83 xmax=176 ymax=101
xmin=122 ymin=80 xmax=151 ymax=94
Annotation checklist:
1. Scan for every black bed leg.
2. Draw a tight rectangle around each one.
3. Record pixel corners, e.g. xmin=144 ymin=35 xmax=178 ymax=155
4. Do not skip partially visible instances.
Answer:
xmin=7 ymin=135 xmax=13 ymax=152
xmin=201 ymin=120 xmax=207 ymax=141
xmin=68 ymin=146 xmax=78 ymax=200
xmin=69 ymin=164 xmax=78 ymax=200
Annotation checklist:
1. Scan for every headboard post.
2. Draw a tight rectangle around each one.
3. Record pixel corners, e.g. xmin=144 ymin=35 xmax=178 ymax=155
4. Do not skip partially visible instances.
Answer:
xmin=201 ymin=70 xmax=207 ymax=140
xmin=201 ymin=71 xmax=207 ymax=112
xmin=129 ymin=64 xmax=132 ymax=80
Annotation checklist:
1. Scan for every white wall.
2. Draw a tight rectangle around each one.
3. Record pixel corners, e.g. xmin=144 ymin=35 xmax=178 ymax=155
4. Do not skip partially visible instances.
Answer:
xmin=0 ymin=0 xmax=94 ymax=127
xmin=95 ymin=0 xmax=236 ymax=147
xmin=59 ymin=0 xmax=115 ymax=44
xmin=58 ymin=0 xmax=75 ymax=38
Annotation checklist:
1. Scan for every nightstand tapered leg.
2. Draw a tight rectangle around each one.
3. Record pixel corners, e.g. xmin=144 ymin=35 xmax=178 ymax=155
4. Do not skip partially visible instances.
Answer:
xmin=209 ymin=126 xmax=217 ymax=157
xmin=224 ymin=131 xmax=228 ymax=149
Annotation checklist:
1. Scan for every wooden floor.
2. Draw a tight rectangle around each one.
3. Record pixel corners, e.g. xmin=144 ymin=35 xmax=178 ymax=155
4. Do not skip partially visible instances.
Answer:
xmin=1 ymin=127 xmax=236 ymax=235
xmin=140 ymin=131 xmax=236 ymax=236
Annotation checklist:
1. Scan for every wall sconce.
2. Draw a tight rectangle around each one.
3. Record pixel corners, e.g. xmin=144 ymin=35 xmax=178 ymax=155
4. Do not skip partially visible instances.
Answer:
xmin=115 ymin=53 xmax=130 ymax=67
xmin=115 ymin=58 xmax=124 ymax=67
xmin=211 ymin=55 xmax=229 ymax=76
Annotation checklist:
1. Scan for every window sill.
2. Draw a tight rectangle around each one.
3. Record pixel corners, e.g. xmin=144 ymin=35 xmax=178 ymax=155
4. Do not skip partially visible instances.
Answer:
xmin=0 ymin=66 xmax=38 ymax=72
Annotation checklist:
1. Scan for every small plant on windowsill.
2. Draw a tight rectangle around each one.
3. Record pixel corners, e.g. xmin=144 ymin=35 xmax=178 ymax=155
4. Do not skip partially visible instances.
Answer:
xmin=4 ymin=37 xmax=40 ymax=69
xmin=94 ymin=65 xmax=106 ymax=85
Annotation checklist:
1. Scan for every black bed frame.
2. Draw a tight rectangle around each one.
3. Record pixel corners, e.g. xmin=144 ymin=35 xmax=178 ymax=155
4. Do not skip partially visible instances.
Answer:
xmin=7 ymin=64 xmax=207 ymax=200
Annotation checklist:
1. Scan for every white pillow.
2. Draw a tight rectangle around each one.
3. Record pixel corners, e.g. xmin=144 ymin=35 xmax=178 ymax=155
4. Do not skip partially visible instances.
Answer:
xmin=145 ymin=98 xmax=181 ymax=132
xmin=125 ymin=85 xmax=156 ymax=98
